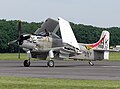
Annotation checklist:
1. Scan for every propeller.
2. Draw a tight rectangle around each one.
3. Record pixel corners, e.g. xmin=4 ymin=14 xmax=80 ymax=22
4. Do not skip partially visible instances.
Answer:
xmin=8 ymin=21 xmax=31 ymax=59
xmin=8 ymin=21 xmax=22 ymax=45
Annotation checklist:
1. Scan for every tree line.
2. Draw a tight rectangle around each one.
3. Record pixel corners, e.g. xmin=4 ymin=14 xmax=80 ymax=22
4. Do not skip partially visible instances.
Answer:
xmin=0 ymin=19 xmax=120 ymax=53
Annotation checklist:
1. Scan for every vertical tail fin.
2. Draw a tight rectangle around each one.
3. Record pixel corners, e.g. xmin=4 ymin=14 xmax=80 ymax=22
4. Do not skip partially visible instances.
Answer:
xmin=96 ymin=30 xmax=110 ymax=60
xmin=95 ymin=31 xmax=110 ymax=60
xmin=97 ymin=30 xmax=110 ymax=50
xmin=85 ymin=30 xmax=110 ymax=50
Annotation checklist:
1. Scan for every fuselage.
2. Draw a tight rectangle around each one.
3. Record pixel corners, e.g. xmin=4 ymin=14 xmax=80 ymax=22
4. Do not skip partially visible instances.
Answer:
xmin=19 ymin=33 xmax=63 ymax=59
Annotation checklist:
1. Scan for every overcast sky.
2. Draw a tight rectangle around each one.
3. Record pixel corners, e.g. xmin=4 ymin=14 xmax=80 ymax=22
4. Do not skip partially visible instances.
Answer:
xmin=0 ymin=0 xmax=120 ymax=27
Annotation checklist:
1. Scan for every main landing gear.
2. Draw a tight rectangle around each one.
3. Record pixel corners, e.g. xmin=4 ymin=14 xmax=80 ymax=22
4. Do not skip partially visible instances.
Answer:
xmin=47 ymin=50 xmax=55 ymax=67
xmin=23 ymin=50 xmax=55 ymax=67
xmin=23 ymin=51 xmax=31 ymax=67
xmin=23 ymin=59 xmax=55 ymax=67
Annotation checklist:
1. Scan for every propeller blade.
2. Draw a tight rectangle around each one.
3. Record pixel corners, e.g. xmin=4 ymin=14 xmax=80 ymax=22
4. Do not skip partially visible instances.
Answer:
xmin=18 ymin=21 xmax=22 ymax=59
xmin=18 ymin=21 xmax=21 ymax=42
xmin=8 ymin=40 xmax=18 ymax=45
xmin=18 ymin=46 xmax=20 ymax=59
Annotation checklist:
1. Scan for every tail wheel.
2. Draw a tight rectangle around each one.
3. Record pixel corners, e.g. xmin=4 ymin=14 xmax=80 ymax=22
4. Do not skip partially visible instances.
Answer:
xmin=89 ymin=61 xmax=94 ymax=66
xmin=24 ymin=60 xmax=30 ymax=67
xmin=47 ymin=60 xmax=54 ymax=67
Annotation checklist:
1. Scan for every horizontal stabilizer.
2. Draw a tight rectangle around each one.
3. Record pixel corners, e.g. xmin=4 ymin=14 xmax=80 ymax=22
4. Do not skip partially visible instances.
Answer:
xmin=94 ymin=49 xmax=120 ymax=52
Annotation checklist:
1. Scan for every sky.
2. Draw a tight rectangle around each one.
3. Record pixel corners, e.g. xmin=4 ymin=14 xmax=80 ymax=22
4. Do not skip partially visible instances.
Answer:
xmin=0 ymin=0 xmax=120 ymax=27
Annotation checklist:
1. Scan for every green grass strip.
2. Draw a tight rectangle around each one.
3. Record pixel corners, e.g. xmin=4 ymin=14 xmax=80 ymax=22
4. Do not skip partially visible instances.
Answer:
xmin=0 ymin=53 xmax=27 ymax=60
xmin=0 ymin=52 xmax=120 ymax=60
xmin=0 ymin=76 xmax=120 ymax=89
xmin=109 ymin=52 xmax=120 ymax=60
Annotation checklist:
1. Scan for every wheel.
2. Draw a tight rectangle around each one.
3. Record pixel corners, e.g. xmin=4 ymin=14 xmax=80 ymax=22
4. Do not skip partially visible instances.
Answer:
xmin=47 ymin=60 xmax=54 ymax=67
xmin=24 ymin=60 xmax=30 ymax=67
xmin=89 ymin=61 xmax=94 ymax=66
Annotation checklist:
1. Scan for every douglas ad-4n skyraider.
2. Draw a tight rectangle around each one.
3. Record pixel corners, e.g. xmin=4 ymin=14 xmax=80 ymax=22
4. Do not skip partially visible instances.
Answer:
xmin=8 ymin=17 xmax=113 ymax=67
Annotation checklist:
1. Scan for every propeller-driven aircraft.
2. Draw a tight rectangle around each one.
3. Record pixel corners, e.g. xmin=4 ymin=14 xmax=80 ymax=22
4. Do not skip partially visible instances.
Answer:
xmin=8 ymin=17 xmax=118 ymax=67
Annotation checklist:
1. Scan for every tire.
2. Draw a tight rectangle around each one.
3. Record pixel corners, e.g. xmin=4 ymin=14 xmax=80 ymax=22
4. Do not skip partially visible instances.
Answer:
xmin=47 ymin=60 xmax=54 ymax=67
xmin=24 ymin=60 xmax=30 ymax=67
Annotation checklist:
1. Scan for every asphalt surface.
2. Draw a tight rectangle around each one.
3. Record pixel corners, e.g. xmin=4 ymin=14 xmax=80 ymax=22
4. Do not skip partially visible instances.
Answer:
xmin=0 ymin=60 xmax=120 ymax=80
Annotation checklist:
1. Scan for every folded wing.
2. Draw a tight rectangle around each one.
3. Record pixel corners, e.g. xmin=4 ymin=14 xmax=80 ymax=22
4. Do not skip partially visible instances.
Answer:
xmin=58 ymin=17 xmax=80 ymax=50
xmin=34 ymin=18 xmax=59 ymax=34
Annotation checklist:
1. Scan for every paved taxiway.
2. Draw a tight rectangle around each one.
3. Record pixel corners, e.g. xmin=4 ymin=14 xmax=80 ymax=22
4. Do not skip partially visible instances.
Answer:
xmin=0 ymin=60 xmax=120 ymax=80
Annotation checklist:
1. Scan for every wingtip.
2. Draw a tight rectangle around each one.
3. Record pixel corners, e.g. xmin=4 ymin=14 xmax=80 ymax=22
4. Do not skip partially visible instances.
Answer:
xmin=58 ymin=17 xmax=63 ymax=20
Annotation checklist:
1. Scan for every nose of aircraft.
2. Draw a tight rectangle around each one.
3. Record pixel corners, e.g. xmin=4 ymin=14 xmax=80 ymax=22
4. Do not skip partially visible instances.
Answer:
xmin=20 ymin=40 xmax=36 ymax=50
xmin=19 ymin=34 xmax=30 ymax=45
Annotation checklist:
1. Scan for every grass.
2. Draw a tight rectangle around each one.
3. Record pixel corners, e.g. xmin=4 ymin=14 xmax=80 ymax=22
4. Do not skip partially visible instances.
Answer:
xmin=0 ymin=53 xmax=27 ymax=60
xmin=0 ymin=76 xmax=120 ymax=89
xmin=109 ymin=52 xmax=120 ymax=60
xmin=0 ymin=52 xmax=120 ymax=60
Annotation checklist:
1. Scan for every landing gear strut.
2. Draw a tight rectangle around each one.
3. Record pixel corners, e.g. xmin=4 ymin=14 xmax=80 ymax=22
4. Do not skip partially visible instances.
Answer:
xmin=88 ymin=61 xmax=94 ymax=66
xmin=47 ymin=60 xmax=54 ymax=67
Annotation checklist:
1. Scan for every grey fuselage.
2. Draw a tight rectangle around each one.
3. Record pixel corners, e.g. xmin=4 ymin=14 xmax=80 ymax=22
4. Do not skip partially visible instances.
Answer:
xmin=20 ymin=33 xmax=63 ymax=59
